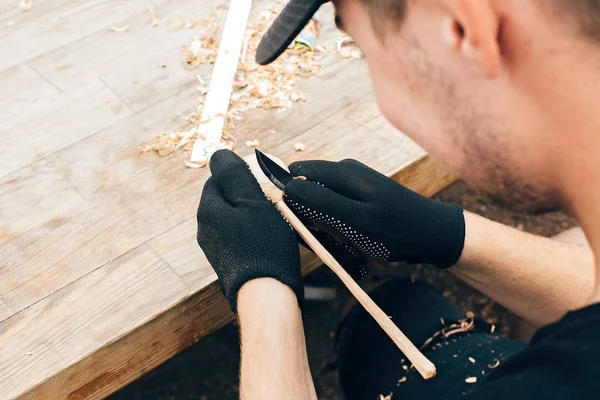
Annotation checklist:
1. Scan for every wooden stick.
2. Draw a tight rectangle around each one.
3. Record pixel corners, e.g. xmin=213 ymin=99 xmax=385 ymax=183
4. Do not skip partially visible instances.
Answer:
xmin=245 ymin=154 xmax=437 ymax=380
xmin=189 ymin=0 xmax=254 ymax=163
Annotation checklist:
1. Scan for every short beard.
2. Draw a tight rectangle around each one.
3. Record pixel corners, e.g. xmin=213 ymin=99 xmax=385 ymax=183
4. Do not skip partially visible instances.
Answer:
xmin=399 ymin=36 xmax=562 ymax=214
xmin=457 ymin=113 xmax=561 ymax=214
xmin=443 ymin=80 xmax=561 ymax=214
xmin=478 ymin=179 xmax=562 ymax=214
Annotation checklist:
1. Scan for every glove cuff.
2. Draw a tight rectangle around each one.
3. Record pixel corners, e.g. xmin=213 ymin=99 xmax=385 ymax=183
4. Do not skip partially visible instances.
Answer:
xmin=431 ymin=204 xmax=466 ymax=269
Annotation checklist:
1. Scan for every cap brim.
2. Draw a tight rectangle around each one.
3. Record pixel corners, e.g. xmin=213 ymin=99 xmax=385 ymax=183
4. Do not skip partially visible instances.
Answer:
xmin=256 ymin=0 xmax=325 ymax=65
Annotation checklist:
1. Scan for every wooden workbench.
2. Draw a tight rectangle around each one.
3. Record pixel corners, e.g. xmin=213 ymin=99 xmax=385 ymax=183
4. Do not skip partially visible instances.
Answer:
xmin=0 ymin=0 xmax=456 ymax=399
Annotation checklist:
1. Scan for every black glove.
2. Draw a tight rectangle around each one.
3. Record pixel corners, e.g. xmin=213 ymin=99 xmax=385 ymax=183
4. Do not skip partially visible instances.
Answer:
xmin=196 ymin=150 xmax=303 ymax=313
xmin=284 ymin=159 xmax=465 ymax=269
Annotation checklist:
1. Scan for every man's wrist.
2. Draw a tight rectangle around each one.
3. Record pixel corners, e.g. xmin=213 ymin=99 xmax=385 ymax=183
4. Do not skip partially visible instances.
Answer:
xmin=456 ymin=211 xmax=507 ymax=268
xmin=455 ymin=211 xmax=481 ymax=267
xmin=237 ymin=278 xmax=301 ymax=322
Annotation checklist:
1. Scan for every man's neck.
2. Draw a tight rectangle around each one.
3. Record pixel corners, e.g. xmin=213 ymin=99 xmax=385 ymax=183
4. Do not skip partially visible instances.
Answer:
xmin=546 ymin=53 xmax=600 ymax=305
xmin=559 ymin=143 xmax=600 ymax=305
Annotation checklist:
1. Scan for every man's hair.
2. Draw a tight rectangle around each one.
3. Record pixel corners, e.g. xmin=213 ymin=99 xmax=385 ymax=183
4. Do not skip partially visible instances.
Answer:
xmin=358 ymin=0 xmax=600 ymax=42
xmin=552 ymin=0 xmax=600 ymax=42
xmin=357 ymin=0 xmax=407 ymax=36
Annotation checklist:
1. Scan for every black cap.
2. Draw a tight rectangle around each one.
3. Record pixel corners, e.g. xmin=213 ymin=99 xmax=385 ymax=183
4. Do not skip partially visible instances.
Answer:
xmin=256 ymin=0 xmax=328 ymax=65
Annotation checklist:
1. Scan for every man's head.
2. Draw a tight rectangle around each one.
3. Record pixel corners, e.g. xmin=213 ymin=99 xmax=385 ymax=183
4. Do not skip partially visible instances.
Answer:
xmin=257 ymin=0 xmax=600 ymax=212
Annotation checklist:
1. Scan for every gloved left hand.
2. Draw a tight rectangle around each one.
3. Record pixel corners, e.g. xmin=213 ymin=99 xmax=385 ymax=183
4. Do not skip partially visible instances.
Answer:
xmin=196 ymin=150 xmax=304 ymax=313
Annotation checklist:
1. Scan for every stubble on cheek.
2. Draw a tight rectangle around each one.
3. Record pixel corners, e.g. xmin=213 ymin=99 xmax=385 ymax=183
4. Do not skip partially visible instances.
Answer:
xmin=456 ymin=111 xmax=561 ymax=213
xmin=393 ymin=38 xmax=561 ymax=212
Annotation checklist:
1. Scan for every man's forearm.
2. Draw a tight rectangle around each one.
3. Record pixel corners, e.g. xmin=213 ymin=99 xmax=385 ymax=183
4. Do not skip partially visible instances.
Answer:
xmin=237 ymin=278 xmax=317 ymax=400
xmin=451 ymin=212 xmax=595 ymax=327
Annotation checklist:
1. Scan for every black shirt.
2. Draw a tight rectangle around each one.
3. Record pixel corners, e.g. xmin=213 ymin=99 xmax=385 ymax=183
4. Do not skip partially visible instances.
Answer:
xmin=468 ymin=303 xmax=600 ymax=399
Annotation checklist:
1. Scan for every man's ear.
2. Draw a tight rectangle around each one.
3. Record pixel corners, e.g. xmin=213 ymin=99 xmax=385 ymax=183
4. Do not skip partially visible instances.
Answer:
xmin=441 ymin=0 xmax=501 ymax=78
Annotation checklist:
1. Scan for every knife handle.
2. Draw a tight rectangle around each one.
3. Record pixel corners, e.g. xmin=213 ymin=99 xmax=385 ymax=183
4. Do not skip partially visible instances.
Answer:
xmin=272 ymin=197 xmax=436 ymax=380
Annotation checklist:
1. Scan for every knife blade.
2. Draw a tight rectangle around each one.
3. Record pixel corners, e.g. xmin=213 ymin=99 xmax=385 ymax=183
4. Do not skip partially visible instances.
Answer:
xmin=254 ymin=149 xmax=293 ymax=191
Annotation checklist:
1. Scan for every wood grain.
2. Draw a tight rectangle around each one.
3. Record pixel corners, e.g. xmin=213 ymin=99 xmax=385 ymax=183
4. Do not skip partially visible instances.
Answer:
xmin=390 ymin=155 xmax=458 ymax=198
xmin=0 ymin=159 xmax=84 ymax=246
xmin=0 ymin=245 xmax=188 ymax=400
xmin=148 ymin=218 xmax=213 ymax=291
xmin=0 ymin=161 xmax=207 ymax=313
xmin=0 ymin=64 xmax=60 ymax=112
xmin=28 ymin=0 xmax=223 ymax=111
xmin=0 ymin=0 xmax=157 ymax=73
xmin=0 ymin=297 xmax=12 ymax=322
xmin=47 ymin=87 xmax=200 ymax=200
xmin=0 ymin=77 xmax=133 ymax=178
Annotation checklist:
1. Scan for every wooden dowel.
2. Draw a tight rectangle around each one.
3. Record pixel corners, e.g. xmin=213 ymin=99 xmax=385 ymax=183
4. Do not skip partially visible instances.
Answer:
xmin=243 ymin=153 xmax=436 ymax=379
xmin=273 ymin=197 xmax=436 ymax=380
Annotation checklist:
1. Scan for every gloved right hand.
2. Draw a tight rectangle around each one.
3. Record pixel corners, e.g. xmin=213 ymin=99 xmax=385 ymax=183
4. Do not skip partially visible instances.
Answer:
xmin=284 ymin=159 xmax=465 ymax=270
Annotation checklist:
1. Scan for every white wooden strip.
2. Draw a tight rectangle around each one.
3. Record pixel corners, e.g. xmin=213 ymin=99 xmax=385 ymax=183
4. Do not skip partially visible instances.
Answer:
xmin=190 ymin=0 xmax=254 ymax=162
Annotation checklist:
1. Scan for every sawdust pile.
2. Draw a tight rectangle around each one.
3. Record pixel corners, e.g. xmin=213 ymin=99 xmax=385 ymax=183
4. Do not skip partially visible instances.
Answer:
xmin=142 ymin=5 xmax=325 ymax=158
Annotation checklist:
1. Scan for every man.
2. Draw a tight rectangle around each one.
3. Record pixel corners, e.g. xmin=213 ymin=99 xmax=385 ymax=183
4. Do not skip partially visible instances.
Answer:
xmin=196 ymin=0 xmax=600 ymax=398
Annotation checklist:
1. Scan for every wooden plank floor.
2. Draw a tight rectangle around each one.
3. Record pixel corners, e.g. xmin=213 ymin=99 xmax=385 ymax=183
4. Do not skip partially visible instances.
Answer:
xmin=0 ymin=1 xmax=456 ymax=399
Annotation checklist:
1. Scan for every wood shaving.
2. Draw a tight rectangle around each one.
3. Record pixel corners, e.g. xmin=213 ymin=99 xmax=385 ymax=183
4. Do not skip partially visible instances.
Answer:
xmin=180 ymin=9 xmax=227 ymax=68
xmin=161 ymin=63 xmax=167 ymax=68
xmin=186 ymin=17 xmax=213 ymax=29
xmin=185 ymin=160 xmax=205 ymax=169
xmin=169 ymin=18 xmax=186 ymax=31
xmin=182 ymin=35 xmax=218 ymax=68
xmin=109 ymin=25 xmax=130 ymax=33
xmin=245 ymin=139 xmax=260 ymax=148
xmin=488 ymin=359 xmax=500 ymax=369
xmin=379 ymin=393 xmax=393 ymax=400
xmin=19 ymin=0 xmax=33 ymax=11
xmin=397 ymin=376 xmax=407 ymax=386
xmin=465 ymin=377 xmax=477 ymax=384
xmin=148 ymin=7 xmax=159 ymax=27
xmin=290 ymin=92 xmax=305 ymax=102
xmin=468 ymin=357 xmax=476 ymax=364
xmin=420 ymin=314 xmax=475 ymax=351
xmin=26 ymin=351 xmax=33 ymax=356
xmin=230 ymin=8 xmax=319 ymax=113
xmin=337 ymin=36 xmax=363 ymax=59
xmin=490 ymin=324 xmax=496 ymax=333
xmin=144 ymin=5 xmax=326 ymax=162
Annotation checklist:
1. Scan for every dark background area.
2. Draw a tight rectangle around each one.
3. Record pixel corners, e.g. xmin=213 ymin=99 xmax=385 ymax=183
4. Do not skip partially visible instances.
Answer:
xmin=109 ymin=181 xmax=576 ymax=400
